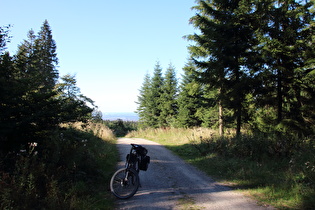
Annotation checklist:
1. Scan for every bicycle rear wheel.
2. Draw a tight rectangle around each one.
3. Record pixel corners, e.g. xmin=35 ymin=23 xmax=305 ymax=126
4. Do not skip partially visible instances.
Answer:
xmin=110 ymin=168 xmax=139 ymax=199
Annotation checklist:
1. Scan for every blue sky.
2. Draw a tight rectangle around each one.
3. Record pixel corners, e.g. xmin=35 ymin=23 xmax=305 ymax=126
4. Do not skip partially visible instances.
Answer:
xmin=1 ymin=0 xmax=196 ymax=113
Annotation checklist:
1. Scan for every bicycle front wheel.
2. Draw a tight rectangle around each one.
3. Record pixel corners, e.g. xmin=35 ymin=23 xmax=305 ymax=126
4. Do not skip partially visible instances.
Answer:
xmin=110 ymin=168 xmax=139 ymax=199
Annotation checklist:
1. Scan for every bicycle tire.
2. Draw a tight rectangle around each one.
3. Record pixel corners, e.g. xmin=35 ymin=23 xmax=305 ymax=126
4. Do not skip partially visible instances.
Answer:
xmin=110 ymin=168 xmax=139 ymax=199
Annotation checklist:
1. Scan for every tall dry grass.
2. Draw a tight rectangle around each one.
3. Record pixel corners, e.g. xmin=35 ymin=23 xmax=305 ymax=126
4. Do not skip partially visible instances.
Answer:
xmin=126 ymin=127 xmax=234 ymax=145
xmin=61 ymin=121 xmax=116 ymax=140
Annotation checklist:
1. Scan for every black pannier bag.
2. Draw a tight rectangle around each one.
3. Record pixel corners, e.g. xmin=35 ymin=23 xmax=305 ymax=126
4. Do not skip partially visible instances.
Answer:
xmin=136 ymin=145 xmax=150 ymax=171
xmin=139 ymin=155 xmax=150 ymax=171
xmin=126 ymin=145 xmax=150 ymax=171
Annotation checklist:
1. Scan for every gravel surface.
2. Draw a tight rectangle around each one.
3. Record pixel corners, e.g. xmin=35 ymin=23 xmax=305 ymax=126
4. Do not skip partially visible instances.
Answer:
xmin=114 ymin=138 xmax=274 ymax=210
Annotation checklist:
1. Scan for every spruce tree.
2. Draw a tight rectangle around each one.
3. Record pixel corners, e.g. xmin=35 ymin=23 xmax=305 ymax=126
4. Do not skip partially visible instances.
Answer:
xmin=1 ymin=22 xmax=96 ymax=152
xmin=8 ymin=21 xmax=60 ymax=148
xmin=0 ymin=52 xmax=21 ymax=151
xmin=177 ymin=61 xmax=203 ymax=127
xmin=255 ymin=0 xmax=315 ymax=135
xmin=0 ymin=25 xmax=11 ymax=53
xmin=15 ymin=29 xmax=37 ymax=81
xmin=0 ymin=27 xmax=28 ymax=150
xmin=149 ymin=62 xmax=164 ymax=127
xmin=187 ymin=0 xmax=257 ymax=136
xmin=159 ymin=63 xmax=178 ymax=127
xmin=0 ymin=27 xmax=32 ymax=150
xmin=136 ymin=73 xmax=152 ymax=128
xmin=34 ymin=20 xmax=59 ymax=91
xmin=56 ymin=74 xmax=95 ymax=123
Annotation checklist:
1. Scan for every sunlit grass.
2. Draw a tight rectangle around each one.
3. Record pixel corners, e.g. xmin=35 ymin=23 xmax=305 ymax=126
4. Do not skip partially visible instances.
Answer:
xmin=127 ymin=127 xmax=315 ymax=209
xmin=62 ymin=121 xmax=116 ymax=140
xmin=127 ymin=127 xmax=227 ymax=145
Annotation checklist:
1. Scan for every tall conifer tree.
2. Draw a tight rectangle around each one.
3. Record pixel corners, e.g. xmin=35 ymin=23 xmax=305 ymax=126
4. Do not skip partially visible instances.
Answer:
xmin=187 ymin=0 xmax=257 ymax=136
xmin=177 ymin=61 xmax=203 ymax=127
xmin=255 ymin=0 xmax=315 ymax=135
xmin=149 ymin=62 xmax=164 ymax=127
xmin=159 ymin=63 xmax=178 ymax=127
xmin=15 ymin=29 xmax=37 ymax=81
xmin=34 ymin=20 xmax=58 ymax=91
xmin=0 ymin=52 xmax=20 ymax=150
xmin=136 ymin=73 xmax=152 ymax=128
xmin=10 ymin=21 xmax=60 ymax=147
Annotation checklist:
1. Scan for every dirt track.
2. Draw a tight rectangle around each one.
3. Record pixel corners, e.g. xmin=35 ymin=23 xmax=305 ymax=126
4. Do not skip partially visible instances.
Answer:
xmin=114 ymin=138 xmax=273 ymax=210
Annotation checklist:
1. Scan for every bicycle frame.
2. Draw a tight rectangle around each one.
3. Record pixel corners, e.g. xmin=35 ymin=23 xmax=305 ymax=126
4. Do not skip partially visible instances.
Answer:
xmin=124 ymin=144 xmax=141 ymax=178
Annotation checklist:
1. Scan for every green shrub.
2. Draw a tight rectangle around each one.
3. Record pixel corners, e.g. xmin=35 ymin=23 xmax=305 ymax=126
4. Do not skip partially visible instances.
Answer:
xmin=103 ymin=119 xmax=138 ymax=137
xmin=0 ymin=123 xmax=118 ymax=210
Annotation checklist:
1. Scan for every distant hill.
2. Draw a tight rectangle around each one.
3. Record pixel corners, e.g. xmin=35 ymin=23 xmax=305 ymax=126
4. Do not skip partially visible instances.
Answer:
xmin=102 ymin=112 xmax=139 ymax=121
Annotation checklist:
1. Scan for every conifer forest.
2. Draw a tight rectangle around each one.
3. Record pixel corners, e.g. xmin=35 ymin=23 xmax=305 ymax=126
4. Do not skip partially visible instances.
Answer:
xmin=1 ymin=0 xmax=315 ymax=209
xmin=135 ymin=2 xmax=315 ymax=207
xmin=137 ymin=1 xmax=315 ymax=138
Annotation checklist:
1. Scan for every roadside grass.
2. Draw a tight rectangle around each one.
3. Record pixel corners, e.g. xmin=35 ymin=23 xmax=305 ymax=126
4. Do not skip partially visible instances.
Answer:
xmin=127 ymin=127 xmax=233 ymax=146
xmin=0 ymin=122 xmax=118 ymax=210
xmin=127 ymin=128 xmax=315 ymax=209
xmin=177 ymin=194 xmax=201 ymax=210
xmin=65 ymin=122 xmax=119 ymax=209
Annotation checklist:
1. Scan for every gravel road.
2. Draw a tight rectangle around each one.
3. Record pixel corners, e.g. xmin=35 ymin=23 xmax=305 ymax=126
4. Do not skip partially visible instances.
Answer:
xmin=114 ymin=138 xmax=273 ymax=210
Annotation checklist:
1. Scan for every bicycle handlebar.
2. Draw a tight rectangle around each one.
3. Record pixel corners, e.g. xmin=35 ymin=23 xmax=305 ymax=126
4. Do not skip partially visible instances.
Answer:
xmin=131 ymin=143 xmax=141 ymax=148
xmin=130 ymin=144 xmax=148 ymax=156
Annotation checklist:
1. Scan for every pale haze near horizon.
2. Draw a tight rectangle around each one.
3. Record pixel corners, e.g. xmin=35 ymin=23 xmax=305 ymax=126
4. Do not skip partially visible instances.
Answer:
xmin=1 ymin=0 xmax=196 ymax=113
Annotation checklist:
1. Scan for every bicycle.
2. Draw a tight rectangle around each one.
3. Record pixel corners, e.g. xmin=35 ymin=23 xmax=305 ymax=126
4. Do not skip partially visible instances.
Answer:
xmin=110 ymin=144 xmax=150 ymax=199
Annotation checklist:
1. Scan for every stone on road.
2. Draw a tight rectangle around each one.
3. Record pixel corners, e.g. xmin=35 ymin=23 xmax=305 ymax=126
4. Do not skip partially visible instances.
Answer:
xmin=114 ymin=138 xmax=273 ymax=210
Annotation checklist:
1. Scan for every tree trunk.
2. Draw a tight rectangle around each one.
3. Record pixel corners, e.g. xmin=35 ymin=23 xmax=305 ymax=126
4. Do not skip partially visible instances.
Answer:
xmin=236 ymin=105 xmax=241 ymax=137
xmin=235 ymin=64 xmax=241 ymax=137
xmin=277 ymin=68 xmax=283 ymax=124
xmin=218 ymin=87 xmax=224 ymax=136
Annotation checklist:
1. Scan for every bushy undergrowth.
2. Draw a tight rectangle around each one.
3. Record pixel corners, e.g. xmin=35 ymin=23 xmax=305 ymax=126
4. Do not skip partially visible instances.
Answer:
xmin=0 ymin=122 xmax=118 ymax=210
xmin=103 ymin=120 xmax=138 ymax=137
xmin=128 ymin=127 xmax=315 ymax=209
xmin=191 ymin=133 xmax=309 ymax=160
